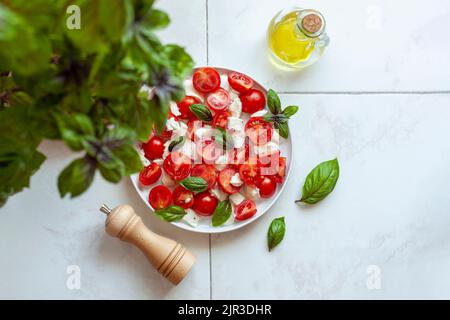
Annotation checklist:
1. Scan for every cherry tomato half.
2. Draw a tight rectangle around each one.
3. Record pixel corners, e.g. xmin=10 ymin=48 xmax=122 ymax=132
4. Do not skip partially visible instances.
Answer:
xmin=193 ymin=192 xmax=218 ymax=216
xmin=245 ymin=117 xmax=273 ymax=146
xmin=196 ymin=139 xmax=221 ymax=164
xmin=149 ymin=185 xmax=172 ymax=210
xmin=139 ymin=163 xmax=162 ymax=186
xmin=212 ymin=110 xmax=232 ymax=129
xmin=218 ymin=167 xmax=241 ymax=194
xmin=142 ymin=136 xmax=165 ymax=160
xmin=163 ymin=151 xmax=192 ymax=181
xmin=228 ymin=71 xmax=254 ymax=93
xmin=235 ymin=199 xmax=257 ymax=221
xmin=240 ymin=89 xmax=266 ymax=114
xmin=239 ymin=162 xmax=260 ymax=186
xmin=193 ymin=67 xmax=221 ymax=94
xmin=191 ymin=164 xmax=217 ymax=189
xmin=206 ymin=88 xmax=231 ymax=112
xmin=172 ymin=186 xmax=194 ymax=209
xmin=177 ymin=95 xmax=201 ymax=120
xmin=256 ymin=175 xmax=277 ymax=198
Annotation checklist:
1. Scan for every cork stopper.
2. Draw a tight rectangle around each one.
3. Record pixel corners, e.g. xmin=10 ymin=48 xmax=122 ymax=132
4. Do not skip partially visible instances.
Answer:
xmin=297 ymin=9 xmax=326 ymax=38
xmin=302 ymin=14 xmax=322 ymax=34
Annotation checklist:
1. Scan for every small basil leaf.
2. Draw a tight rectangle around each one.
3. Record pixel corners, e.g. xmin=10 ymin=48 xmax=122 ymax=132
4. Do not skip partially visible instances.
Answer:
xmin=267 ymin=217 xmax=285 ymax=251
xmin=58 ymin=156 xmax=96 ymax=198
xmin=189 ymin=103 xmax=213 ymax=122
xmin=275 ymin=122 xmax=289 ymax=139
xmin=282 ymin=105 xmax=299 ymax=118
xmin=263 ymin=114 xmax=275 ymax=123
xmin=154 ymin=205 xmax=186 ymax=222
xmin=297 ymin=158 xmax=339 ymax=204
xmin=267 ymin=89 xmax=281 ymax=114
xmin=179 ymin=176 xmax=208 ymax=192
xmin=169 ymin=136 xmax=184 ymax=152
xmin=212 ymin=200 xmax=232 ymax=227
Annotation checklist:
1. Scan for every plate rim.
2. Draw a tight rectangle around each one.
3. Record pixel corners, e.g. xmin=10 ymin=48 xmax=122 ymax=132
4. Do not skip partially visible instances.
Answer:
xmin=130 ymin=67 xmax=293 ymax=234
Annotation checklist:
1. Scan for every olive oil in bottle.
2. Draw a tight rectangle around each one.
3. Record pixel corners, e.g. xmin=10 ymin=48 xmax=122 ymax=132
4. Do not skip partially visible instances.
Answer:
xmin=267 ymin=8 xmax=329 ymax=70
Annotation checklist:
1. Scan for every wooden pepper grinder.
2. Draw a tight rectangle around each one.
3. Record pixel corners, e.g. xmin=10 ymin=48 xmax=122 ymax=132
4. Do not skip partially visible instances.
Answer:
xmin=100 ymin=204 xmax=196 ymax=285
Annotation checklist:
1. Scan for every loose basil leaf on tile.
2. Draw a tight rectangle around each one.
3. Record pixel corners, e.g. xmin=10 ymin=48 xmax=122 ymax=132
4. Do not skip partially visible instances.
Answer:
xmin=296 ymin=158 xmax=340 ymax=204
xmin=189 ymin=104 xmax=213 ymax=122
xmin=154 ymin=205 xmax=186 ymax=222
xmin=267 ymin=217 xmax=286 ymax=251
xmin=212 ymin=200 xmax=232 ymax=227
xmin=179 ymin=176 xmax=208 ymax=192
xmin=282 ymin=105 xmax=299 ymax=118
xmin=267 ymin=89 xmax=281 ymax=114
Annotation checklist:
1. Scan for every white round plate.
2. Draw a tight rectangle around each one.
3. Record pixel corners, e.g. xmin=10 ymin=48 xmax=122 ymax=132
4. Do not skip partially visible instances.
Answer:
xmin=131 ymin=67 xmax=293 ymax=233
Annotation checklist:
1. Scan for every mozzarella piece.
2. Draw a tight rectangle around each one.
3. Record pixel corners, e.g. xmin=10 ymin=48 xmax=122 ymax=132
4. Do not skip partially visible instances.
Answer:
xmin=153 ymin=158 xmax=164 ymax=166
xmin=211 ymin=185 xmax=227 ymax=201
xmin=244 ymin=185 xmax=260 ymax=200
xmin=169 ymin=101 xmax=181 ymax=117
xmin=161 ymin=170 xmax=175 ymax=187
xmin=251 ymin=109 xmax=268 ymax=118
xmin=227 ymin=117 xmax=244 ymax=131
xmin=229 ymin=91 xmax=242 ymax=118
xmin=177 ymin=139 xmax=196 ymax=159
xmin=162 ymin=140 xmax=171 ymax=159
xmin=230 ymin=173 xmax=243 ymax=187
xmin=254 ymin=141 xmax=279 ymax=155
xmin=231 ymin=130 xmax=246 ymax=148
xmin=183 ymin=79 xmax=203 ymax=101
xmin=195 ymin=127 xmax=216 ymax=140
xmin=182 ymin=209 xmax=200 ymax=227
xmin=171 ymin=121 xmax=187 ymax=140
xmin=215 ymin=155 xmax=228 ymax=171
xmin=229 ymin=192 xmax=245 ymax=206
xmin=220 ymin=74 xmax=230 ymax=91
xmin=271 ymin=129 xmax=281 ymax=144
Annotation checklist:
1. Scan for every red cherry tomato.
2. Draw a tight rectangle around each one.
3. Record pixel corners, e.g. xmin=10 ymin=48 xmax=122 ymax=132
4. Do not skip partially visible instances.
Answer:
xmin=177 ymin=95 xmax=201 ymax=120
xmin=218 ymin=168 xmax=241 ymax=194
xmin=142 ymin=136 xmax=165 ymax=160
xmin=245 ymin=117 xmax=273 ymax=146
xmin=228 ymin=72 xmax=254 ymax=93
xmin=187 ymin=119 xmax=203 ymax=141
xmin=196 ymin=139 xmax=221 ymax=164
xmin=206 ymin=88 xmax=231 ymax=112
xmin=149 ymin=185 xmax=172 ymax=210
xmin=193 ymin=192 xmax=218 ymax=216
xmin=163 ymin=151 xmax=192 ymax=181
xmin=172 ymin=186 xmax=194 ymax=209
xmin=239 ymin=162 xmax=260 ymax=186
xmin=274 ymin=156 xmax=286 ymax=183
xmin=139 ymin=163 xmax=162 ymax=186
xmin=191 ymin=164 xmax=217 ymax=189
xmin=256 ymin=175 xmax=277 ymax=198
xmin=235 ymin=199 xmax=257 ymax=221
xmin=212 ymin=110 xmax=232 ymax=129
xmin=240 ymin=89 xmax=266 ymax=114
xmin=193 ymin=67 xmax=221 ymax=93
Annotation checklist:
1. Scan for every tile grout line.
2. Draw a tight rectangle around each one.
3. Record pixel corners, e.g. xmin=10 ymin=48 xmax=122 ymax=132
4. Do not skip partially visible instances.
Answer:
xmin=276 ymin=91 xmax=450 ymax=95
xmin=205 ymin=0 xmax=212 ymax=301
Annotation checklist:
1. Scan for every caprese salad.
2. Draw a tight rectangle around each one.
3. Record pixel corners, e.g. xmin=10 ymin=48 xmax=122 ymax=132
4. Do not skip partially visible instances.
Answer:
xmin=137 ymin=67 xmax=290 ymax=228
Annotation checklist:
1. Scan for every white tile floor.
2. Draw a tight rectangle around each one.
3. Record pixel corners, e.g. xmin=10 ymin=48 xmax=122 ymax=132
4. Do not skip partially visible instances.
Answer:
xmin=1 ymin=0 xmax=450 ymax=299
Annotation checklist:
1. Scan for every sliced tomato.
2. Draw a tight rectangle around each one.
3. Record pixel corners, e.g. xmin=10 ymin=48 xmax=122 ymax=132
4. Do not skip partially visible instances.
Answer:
xmin=139 ymin=163 xmax=162 ymax=186
xmin=172 ymin=186 xmax=194 ymax=209
xmin=245 ymin=117 xmax=273 ymax=146
xmin=149 ymin=185 xmax=172 ymax=210
xmin=191 ymin=164 xmax=217 ymax=189
xmin=206 ymin=88 xmax=231 ymax=112
xmin=212 ymin=110 xmax=232 ymax=129
xmin=235 ymin=199 xmax=257 ymax=221
xmin=228 ymin=71 xmax=254 ymax=93
xmin=177 ymin=95 xmax=201 ymax=120
xmin=257 ymin=149 xmax=281 ymax=176
xmin=256 ymin=175 xmax=277 ymax=198
xmin=193 ymin=192 xmax=218 ymax=216
xmin=218 ymin=168 xmax=241 ymax=194
xmin=142 ymin=136 xmax=165 ymax=160
xmin=274 ymin=156 xmax=286 ymax=183
xmin=240 ymin=89 xmax=266 ymax=114
xmin=193 ymin=67 xmax=221 ymax=93
xmin=163 ymin=151 xmax=192 ymax=181
xmin=239 ymin=162 xmax=260 ymax=186
xmin=187 ymin=119 xmax=203 ymax=141
xmin=196 ymin=138 xmax=221 ymax=164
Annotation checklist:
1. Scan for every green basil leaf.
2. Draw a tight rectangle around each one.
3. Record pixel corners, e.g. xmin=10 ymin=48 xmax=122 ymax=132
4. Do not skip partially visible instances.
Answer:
xmin=282 ymin=105 xmax=299 ymax=118
xmin=215 ymin=127 xmax=234 ymax=149
xmin=267 ymin=89 xmax=281 ymax=114
xmin=169 ymin=136 xmax=184 ymax=152
xmin=58 ymin=157 xmax=96 ymax=198
xmin=212 ymin=200 xmax=232 ymax=227
xmin=267 ymin=217 xmax=286 ymax=251
xmin=154 ymin=205 xmax=186 ymax=222
xmin=297 ymin=159 xmax=340 ymax=204
xmin=275 ymin=122 xmax=289 ymax=139
xmin=179 ymin=177 xmax=208 ymax=192
xmin=190 ymin=104 xmax=213 ymax=122
xmin=55 ymin=113 xmax=95 ymax=151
